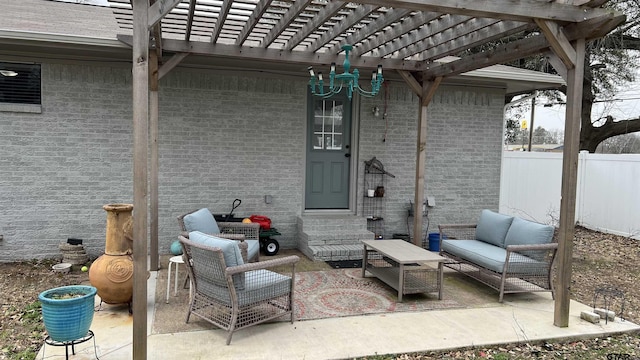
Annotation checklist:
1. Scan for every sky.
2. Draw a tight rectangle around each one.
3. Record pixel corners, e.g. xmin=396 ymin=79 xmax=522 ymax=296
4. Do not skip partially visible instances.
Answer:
xmin=514 ymin=76 xmax=640 ymax=132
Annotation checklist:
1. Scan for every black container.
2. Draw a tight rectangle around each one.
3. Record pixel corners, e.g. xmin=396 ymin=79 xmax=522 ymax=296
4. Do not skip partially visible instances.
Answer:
xmin=67 ymin=238 xmax=83 ymax=245
xmin=213 ymin=214 xmax=244 ymax=223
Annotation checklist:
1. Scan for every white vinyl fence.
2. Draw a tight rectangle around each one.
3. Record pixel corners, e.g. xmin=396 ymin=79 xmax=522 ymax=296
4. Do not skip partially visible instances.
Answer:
xmin=499 ymin=151 xmax=640 ymax=239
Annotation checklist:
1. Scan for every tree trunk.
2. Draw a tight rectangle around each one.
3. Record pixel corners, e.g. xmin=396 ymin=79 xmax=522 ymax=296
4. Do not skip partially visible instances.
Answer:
xmin=578 ymin=49 xmax=640 ymax=153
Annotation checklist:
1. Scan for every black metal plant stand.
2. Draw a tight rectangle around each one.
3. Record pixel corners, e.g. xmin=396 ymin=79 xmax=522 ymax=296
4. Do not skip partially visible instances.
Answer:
xmin=42 ymin=330 xmax=99 ymax=360
xmin=593 ymin=286 xmax=626 ymax=324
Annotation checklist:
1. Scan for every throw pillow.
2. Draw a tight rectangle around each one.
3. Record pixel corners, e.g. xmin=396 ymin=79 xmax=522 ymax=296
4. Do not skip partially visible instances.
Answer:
xmin=475 ymin=209 xmax=514 ymax=247
xmin=183 ymin=208 xmax=220 ymax=234
xmin=188 ymin=231 xmax=244 ymax=289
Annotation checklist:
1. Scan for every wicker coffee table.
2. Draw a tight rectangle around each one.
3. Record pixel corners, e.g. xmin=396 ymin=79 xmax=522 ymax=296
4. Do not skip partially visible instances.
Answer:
xmin=362 ymin=239 xmax=446 ymax=302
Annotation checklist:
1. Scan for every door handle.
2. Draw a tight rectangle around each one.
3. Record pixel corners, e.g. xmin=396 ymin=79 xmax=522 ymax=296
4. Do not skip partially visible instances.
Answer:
xmin=345 ymin=153 xmax=351 ymax=158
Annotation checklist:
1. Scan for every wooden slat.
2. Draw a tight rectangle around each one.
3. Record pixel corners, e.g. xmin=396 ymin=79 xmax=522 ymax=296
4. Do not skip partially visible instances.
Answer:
xmin=554 ymin=37 xmax=585 ymax=328
xmin=260 ymin=0 xmax=314 ymax=48
xmin=184 ymin=0 xmax=197 ymax=41
xmin=211 ymin=0 xmax=234 ymax=43
xmin=235 ymin=0 xmax=275 ymax=45
xmin=352 ymin=0 xmax=611 ymax=23
xmin=407 ymin=21 xmax=531 ymax=61
xmin=326 ymin=8 xmax=412 ymax=55
xmin=132 ymin=0 xmax=149 ymax=358
xmin=535 ymin=19 xmax=577 ymax=69
xmin=119 ymin=34 xmax=431 ymax=71
xmin=306 ymin=5 xmax=377 ymax=52
xmin=148 ymin=0 xmax=181 ymax=28
xmin=352 ymin=12 xmax=445 ymax=57
xmin=284 ymin=0 xmax=346 ymax=50
xmin=420 ymin=14 xmax=621 ymax=79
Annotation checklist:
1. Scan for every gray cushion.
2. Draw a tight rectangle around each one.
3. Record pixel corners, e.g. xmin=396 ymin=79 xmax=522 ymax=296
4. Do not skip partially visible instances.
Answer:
xmin=441 ymin=239 xmax=546 ymax=274
xmin=475 ymin=209 xmax=514 ymax=248
xmin=189 ymin=231 xmax=244 ymax=289
xmin=183 ymin=208 xmax=220 ymax=234
xmin=237 ymin=269 xmax=291 ymax=306
xmin=504 ymin=217 xmax=554 ymax=247
xmin=245 ymin=240 xmax=260 ymax=261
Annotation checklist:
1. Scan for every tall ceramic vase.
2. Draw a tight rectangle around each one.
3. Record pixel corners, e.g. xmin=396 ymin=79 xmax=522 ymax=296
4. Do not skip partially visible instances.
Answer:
xmin=89 ymin=204 xmax=134 ymax=304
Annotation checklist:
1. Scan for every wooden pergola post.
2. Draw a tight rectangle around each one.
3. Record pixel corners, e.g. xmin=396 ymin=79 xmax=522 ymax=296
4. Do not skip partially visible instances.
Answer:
xmin=398 ymin=71 xmax=442 ymax=246
xmin=132 ymin=0 xmax=149 ymax=357
xmin=554 ymin=38 xmax=586 ymax=327
xmin=149 ymin=50 xmax=159 ymax=271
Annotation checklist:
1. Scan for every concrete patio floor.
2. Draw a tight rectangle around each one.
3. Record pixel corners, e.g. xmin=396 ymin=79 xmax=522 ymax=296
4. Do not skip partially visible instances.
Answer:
xmin=38 ymin=268 xmax=640 ymax=360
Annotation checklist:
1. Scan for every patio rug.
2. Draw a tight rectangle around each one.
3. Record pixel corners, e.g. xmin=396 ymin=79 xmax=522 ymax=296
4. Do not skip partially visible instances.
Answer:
xmin=294 ymin=268 xmax=461 ymax=320
xmin=152 ymin=267 xmax=469 ymax=335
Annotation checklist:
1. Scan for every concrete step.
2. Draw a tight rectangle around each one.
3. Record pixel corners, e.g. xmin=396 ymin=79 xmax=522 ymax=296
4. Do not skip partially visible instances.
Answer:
xmin=303 ymin=244 xmax=364 ymax=261
xmin=297 ymin=215 xmax=374 ymax=261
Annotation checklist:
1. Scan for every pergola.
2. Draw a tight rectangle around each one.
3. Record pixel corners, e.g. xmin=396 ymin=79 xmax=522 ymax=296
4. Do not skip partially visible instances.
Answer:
xmin=108 ymin=0 xmax=625 ymax=357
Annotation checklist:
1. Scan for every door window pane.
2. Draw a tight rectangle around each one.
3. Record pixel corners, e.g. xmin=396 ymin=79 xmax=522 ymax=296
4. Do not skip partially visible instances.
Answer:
xmin=313 ymin=100 xmax=344 ymax=150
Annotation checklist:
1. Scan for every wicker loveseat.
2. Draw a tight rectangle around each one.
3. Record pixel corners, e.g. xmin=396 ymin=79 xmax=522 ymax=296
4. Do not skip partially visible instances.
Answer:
xmin=438 ymin=210 xmax=557 ymax=302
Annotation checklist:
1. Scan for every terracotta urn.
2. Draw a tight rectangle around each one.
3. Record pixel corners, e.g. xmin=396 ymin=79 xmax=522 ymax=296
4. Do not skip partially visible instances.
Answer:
xmin=89 ymin=204 xmax=134 ymax=304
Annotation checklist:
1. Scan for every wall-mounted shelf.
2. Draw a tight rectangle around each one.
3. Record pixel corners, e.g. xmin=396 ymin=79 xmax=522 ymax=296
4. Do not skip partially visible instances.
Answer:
xmin=363 ymin=157 xmax=395 ymax=239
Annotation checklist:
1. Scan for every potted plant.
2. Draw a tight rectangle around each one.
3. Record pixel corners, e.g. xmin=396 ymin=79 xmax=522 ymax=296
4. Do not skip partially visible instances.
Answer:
xmin=38 ymin=285 xmax=97 ymax=342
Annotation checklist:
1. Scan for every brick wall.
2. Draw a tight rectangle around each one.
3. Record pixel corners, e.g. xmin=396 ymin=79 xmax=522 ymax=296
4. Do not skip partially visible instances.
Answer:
xmin=0 ymin=62 xmax=505 ymax=261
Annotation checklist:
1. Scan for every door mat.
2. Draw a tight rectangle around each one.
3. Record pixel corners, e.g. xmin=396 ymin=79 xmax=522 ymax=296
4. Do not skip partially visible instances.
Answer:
xmin=325 ymin=259 xmax=363 ymax=269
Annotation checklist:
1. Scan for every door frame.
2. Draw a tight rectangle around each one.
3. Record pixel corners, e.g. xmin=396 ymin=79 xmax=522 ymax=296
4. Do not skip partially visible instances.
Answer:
xmin=302 ymin=94 xmax=360 ymax=214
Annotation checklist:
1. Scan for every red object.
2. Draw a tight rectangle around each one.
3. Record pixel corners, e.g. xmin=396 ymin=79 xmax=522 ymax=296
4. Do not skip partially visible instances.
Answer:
xmin=249 ymin=215 xmax=271 ymax=230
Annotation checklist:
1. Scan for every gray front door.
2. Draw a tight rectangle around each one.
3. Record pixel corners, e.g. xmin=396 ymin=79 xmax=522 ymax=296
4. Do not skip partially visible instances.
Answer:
xmin=305 ymin=93 xmax=352 ymax=209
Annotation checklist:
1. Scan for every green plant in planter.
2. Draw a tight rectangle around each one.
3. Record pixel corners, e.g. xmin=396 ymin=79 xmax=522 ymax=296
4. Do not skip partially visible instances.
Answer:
xmin=38 ymin=285 xmax=97 ymax=342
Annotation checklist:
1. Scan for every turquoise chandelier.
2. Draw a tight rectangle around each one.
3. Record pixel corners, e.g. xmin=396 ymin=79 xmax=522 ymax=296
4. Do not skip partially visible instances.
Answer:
xmin=307 ymin=44 xmax=383 ymax=100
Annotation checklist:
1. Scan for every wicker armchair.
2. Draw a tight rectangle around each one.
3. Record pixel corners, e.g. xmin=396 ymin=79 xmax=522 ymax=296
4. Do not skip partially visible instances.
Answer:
xmin=179 ymin=234 xmax=299 ymax=345
xmin=177 ymin=208 xmax=261 ymax=262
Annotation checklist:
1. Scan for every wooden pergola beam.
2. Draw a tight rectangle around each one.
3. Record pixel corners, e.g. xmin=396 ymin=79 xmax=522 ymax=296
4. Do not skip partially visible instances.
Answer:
xmin=536 ymin=19 xmax=577 ymax=70
xmin=352 ymin=0 xmax=611 ymax=23
xmin=184 ymin=0 xmax=196 ymax=41
xmin=158 ymin=51 xmax=189 ymax=80
xmin=118 ymin=34 xmax=432 ymax=71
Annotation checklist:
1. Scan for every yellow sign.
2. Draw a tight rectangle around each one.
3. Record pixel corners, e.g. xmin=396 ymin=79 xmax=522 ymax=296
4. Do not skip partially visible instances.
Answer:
xmin=521 ymin=120 xmax=528 ymax=129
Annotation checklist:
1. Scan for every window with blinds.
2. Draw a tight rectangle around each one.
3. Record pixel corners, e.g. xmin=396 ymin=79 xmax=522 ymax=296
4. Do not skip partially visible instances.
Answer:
xmin=0 ymin=62 xmax=41 ymax=105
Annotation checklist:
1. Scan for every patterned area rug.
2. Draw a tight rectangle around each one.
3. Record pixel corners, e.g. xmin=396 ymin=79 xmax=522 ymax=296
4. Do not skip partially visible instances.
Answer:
xmin=152 ymin=267 xmax=468 ymax=334
xmin=295 ymin=268 xmax=461 ymax=320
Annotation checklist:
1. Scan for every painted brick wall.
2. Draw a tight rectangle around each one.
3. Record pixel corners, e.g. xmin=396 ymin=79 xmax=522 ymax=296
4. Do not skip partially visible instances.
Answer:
xmin=358 ymin=84 xmax=505 ymax=242
xmin=0 ymin=62 xmax=505 ymax=261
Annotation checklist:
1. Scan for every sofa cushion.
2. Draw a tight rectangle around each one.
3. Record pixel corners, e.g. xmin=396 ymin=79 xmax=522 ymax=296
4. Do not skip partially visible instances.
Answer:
xmin=183 ymin=208 xmax=220 ymax=234
xmin=189 ymin=231 xmax=244 ymax=289
xmin=441 ymin=239 xmax=546 ymax=274
xmin=504 ymin=217 xmax=554 ymax=246
xmin=475 ymin=209 xmax=514 ymax=247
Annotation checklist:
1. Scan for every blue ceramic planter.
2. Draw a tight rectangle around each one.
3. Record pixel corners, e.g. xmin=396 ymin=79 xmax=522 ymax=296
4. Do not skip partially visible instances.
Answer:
xmin=39 ymin=285 xmax=97 ymax=342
